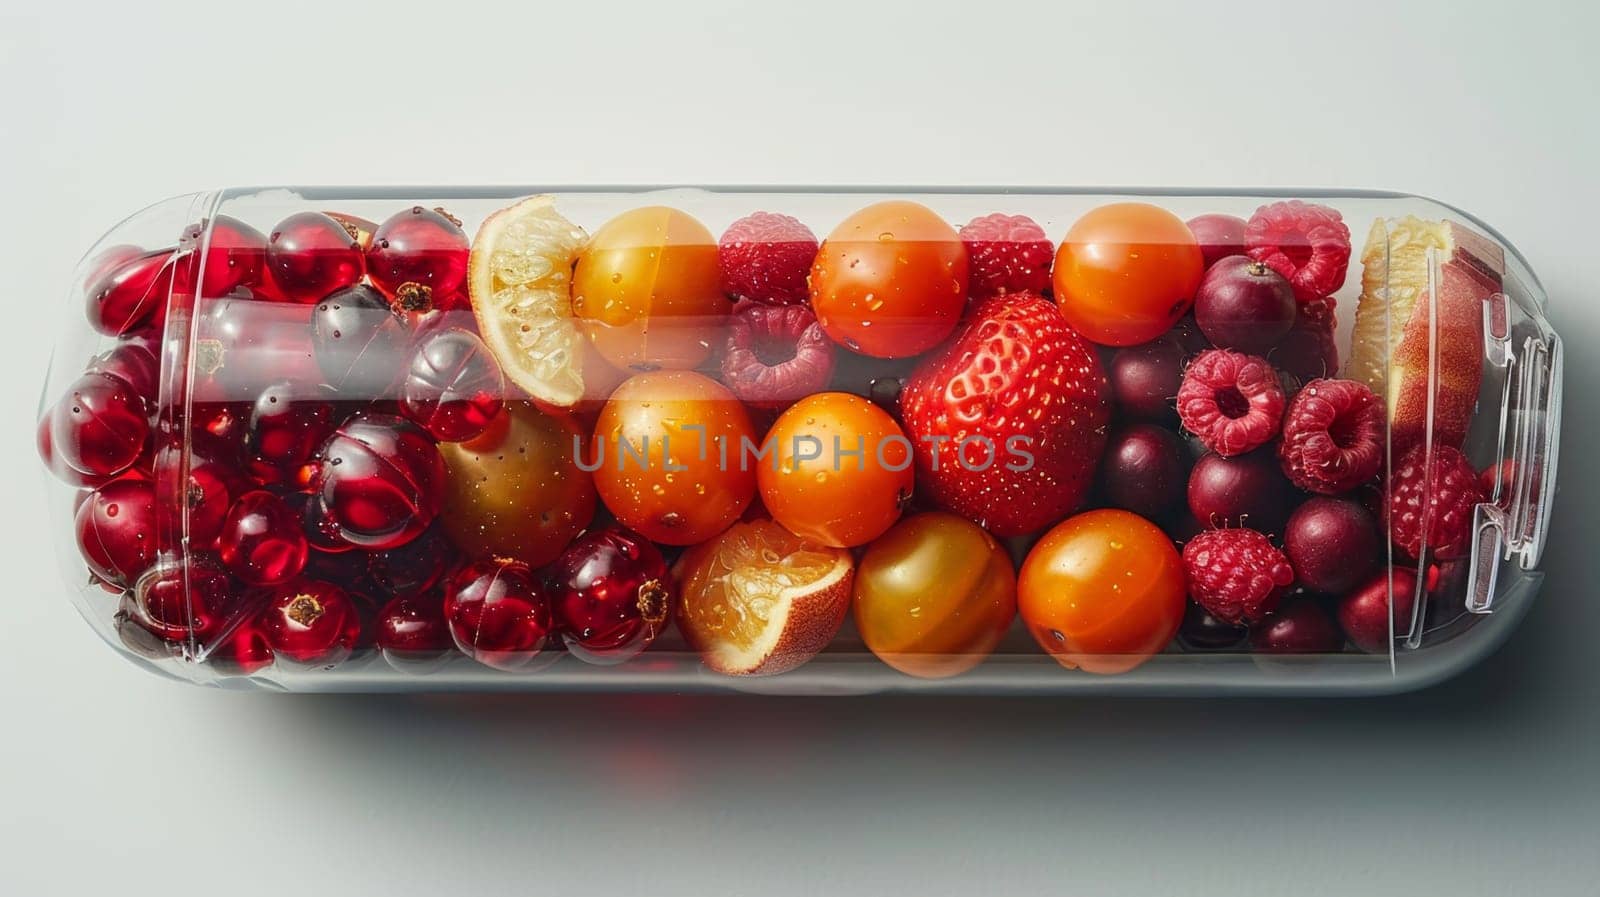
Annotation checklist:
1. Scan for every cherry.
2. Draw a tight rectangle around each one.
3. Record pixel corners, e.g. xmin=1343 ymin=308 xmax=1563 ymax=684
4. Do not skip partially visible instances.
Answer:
xmin=1284 ymin=497 xmax=1379 ymax=594
xmin=1177 ymin=600 xmax=1248 ymax=651
xmin=85 ymin=248 xmax=176 ymax=336
xmin=132 ymin=554 xmax=238 ymax=642
xmin=1193 ymin=256 xmax=1297 ymax=354
xmin=75 ymin=478 xmax=160 ymax=587
xmin=311 ymin=284 xmax=407 ymax=397
xmin=368 ymin=524 xmax=454 ymax=597
xmin=209 ymin=619 xmax=275 ymax=675
xmin=244 ymin=382 xmax=337 ymax=485
xmin=1249 ymin=596 xmax=1343 ymax=654
xmin=314 ymin=413 xmax=445 ymax=550
xmin=264 ymin=212 xmax=365 ymax=303
xmin=218 ymin=490 xmax=310 ymax=586
xmin=258 ymin=579 xmax=363 ymax=667
xmin=86 ymin=337 xmax=161 ymax=414
xmin=548 ymin=526 xmax=672 ymax=665
xmin=1186 ymin=214 xmax=1248 ymax=270
xmin=1337 ymin=567 xmax=1421 ymax=654
xmin=376 ymin=591 xmax=454 ymax=671
xmin=194 ymin=292 xmax=321 ymax=400
xmin=444 ymin=558 xmax=552 ymax=670
xmin=366 ymin=207 xmax=470 ymax=313
xmin=1099 ymin=423 xmax=1188 ymax=521
xmin=47 ymin=373 xmax=150 ymax=480
xmin=400 ymin=328 xmax=505 ymax=442
xmin=1187 ymin=448 xmax=1294 ymax=534
xmin=1108 ymin=337 xmax=1185 ymax=422
xmin=177 ymin=215 xmax=267 ymax=297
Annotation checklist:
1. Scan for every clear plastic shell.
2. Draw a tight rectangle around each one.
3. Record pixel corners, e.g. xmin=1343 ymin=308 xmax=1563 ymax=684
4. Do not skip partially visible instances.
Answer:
xmin=37 ymin=187 xmax=1562 ymax=694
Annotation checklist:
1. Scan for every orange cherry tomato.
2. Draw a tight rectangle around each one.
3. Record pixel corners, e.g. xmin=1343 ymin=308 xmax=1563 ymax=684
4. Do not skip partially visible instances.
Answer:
xmin=758 ymin=392 xmax=915 ymax=548
xmin=808 ymin=200 xmax=967 ymax=358
xmin=1052 ymin=202 xmax=1204 ymax=346
xmin=1017 ymin=508 xmax=1185 ymax=674
xmin=853 ymin=512 xmax=1017 ymax=678
xmin=592 ymin=371 xmax=756 ymax=545
xmin=572 ymin=206 xmax=726 ymax=371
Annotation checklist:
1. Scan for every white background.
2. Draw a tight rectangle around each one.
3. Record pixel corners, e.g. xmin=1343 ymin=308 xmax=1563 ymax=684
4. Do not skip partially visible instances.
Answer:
xmin=3 ymin=1 xmax=1597 ymax=894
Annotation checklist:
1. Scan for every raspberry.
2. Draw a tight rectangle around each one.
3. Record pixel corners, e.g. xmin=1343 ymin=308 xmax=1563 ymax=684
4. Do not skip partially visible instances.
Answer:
xmin=1271 ymin=297 xmax=1339 ymax=383
xmin=958 ymin=213 xmax=1054 ymax=300
xmin=1279 ymin=378 xmax=1385 ymax=494
xmin=720 ymin=300 xmax=836 ymax=408
xmin=1245 ymin=201 xmax=1352 ymax=304
xmin=1177 ymin=349 xmax=1285 ymax=456
xmin=717 ymin=212 xmax=819 ymax=305
xmin=1387 ymin=444 xmax=1488 ymax=560
xmin=1182 ymin=528 xmax=1296 ymax=625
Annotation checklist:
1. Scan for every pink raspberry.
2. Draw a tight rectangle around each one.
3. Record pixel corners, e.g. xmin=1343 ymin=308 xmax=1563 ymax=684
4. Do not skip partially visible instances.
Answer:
xmin=720 ymin=300 xmax=836 ymax=408
xmin=717 ymin=212 xmax=818 ymax=305
xmin=1279 ymin=378 xmax=1385 ymax=494
xmin=1177 ymin=349 xmax=1285 ymax=456
xmin=1182 ymin=528 xmax=1296 ymax=625
xmin=1387 ymin=444 xmax=1488 ymax=560
xmin=1245 ymin=201 xmax=1352 ymax=304
xmin=958 ymin=213 xmax=1054 ymax=300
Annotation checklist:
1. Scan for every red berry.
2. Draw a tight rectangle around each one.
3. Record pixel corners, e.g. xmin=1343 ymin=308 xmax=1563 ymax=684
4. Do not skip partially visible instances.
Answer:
xmin=85 ymin=248 xmax=176 ymax=336
xmin=265 ymin=212 xmax=365 ymax=303
xmin=258 ymin=579 xmax=363 ymax=666
xmin=1182 ymin=527 xmax=1295 ymax=625
xmin=1278 ymin=378 xmax=1384 ymax=494
xmin=401 ymin=328 xmax=505 ymax=442
xmin=959 ymin=213 xmax=1053 ymax=300
xmin=1387 ymin=444 xmax=1487 ymax=560
xmin=132 ymin=554 xmax=238 ymax=642
xmin=193 ymin=294 xmax=323 ymax=400
xmin=1271 ymin=297 xmax=1339 ymax=383
xmin=548 ymin=526 xmax=673 ymax=665
xmin=1187 ymin=448 xmax=1294 ymax=532
xmin=1176 ymin=349 xmax=1285 ymax=456
xmin=901 ymin=292 xmax=1110 ymax=536
xmin=367 ymin=207 xmax=470 ymax=313
xmin=1193 ymin=256 xmax=1296 ymax=354
xmin=1284 ymin=497 xmax=1380 ymax=594
xmin=153 ymin=442 xmax=239 ymax=550
xmin=243 ymin=383 xmax=336 ymax=485
xmin=47 ymin=372 xmax=150 ymax=480
xmin=717 ymin=211 xmax=818 ymax=305
xmin=218 ymin=490 xmax=309 ymax=586
xmin=1177 ymin=601 xmax=1249 ymax=651
xmin=376 ymin=591 xmax=453 ymax=670
xmin=719 ymin=300 xmax=837 ymax=408
xmin=1244 ymin=200 xmax=1352 ymax=305
xmin=1108 ymin=337 xmax=1186 ymax=422
xmin=1250 ymin=596 xmax=1343 ymax=654
xmin=177 ymin=215 xmax=267 ymax=297
xmin=75 ymin=478 xmax=160 ymax=588
xmin=1099 ymin=423 xmax=1188 ymax=521
xmin=309 ymin=284 xmax=407 ymax=396
xmin=368 ymin=524 xmax=455 ymax=598
xmin=1337 ymin=567 xmax=1421 ymax=654
xmin=86 ymin=338 xmax=160 ymax=414
xmin=1186 ymin=214 xmax=1248 ymax=270
xmin=444 ymin=558 xmax=553 ymax=671
xmin=209 ymin=619 xmax=275 ymax=676
xmin=314 ymin=414 xmax=445 ymax=550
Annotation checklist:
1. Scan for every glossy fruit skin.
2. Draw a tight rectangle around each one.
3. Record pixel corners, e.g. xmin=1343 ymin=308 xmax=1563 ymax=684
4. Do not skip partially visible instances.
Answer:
xmin=208 ymin=620 xmax=275 ymax=676
xmin=75 ymin=478 xmax=160 ymax=588
xmin=1249 ymin=596 xmax=1343 ymax=654
xmin=1053 ymin=202 xmax=1205 ymax=346
xmin=376 ymin=592 xmax=454 ymax=670
xmin=808 ymin=200 xmax=968 ymax=358
xmin=1338 ymin=568 xmax=1421 ymax=654
xmin=1187 ymin=448 xmax=1294 ymax=534
xmin=258 ymin=579 xmax=363 ymax=666
xmin=265 ymin=212 xmax=365 ymax=303
xmin=1018 ymin=509 xmax=1186 ymax=674
xmin=243 ymin=383 xmax=336 ymax=485
xmin=853 ymin=512 xmax=1017 ymax=678
xmin=1187 ymin=214 xmax=1249 ymax=270
xmin=1177 ymin=601 xmax=1248 ymax=651
xmin=314 ymin=414 xmax=446 ymax=550
xmin=131 ymin=555 xmax=237 ymax=642
xmin=441 ymin=402 xmax=596 ymax=564
xmin=368 ymin=524 xmax=454 ymax=598
xmin=759 ymin=392 xmax=914 ymax=548
xmin=1109 ymin=337 xmax=1185 ymax=423
xmin=1193 ymin=256 xmax=1297 ymax=354
xmin=47 ymin=372 xmax=150 ymax=480
xmin=366 ymin=206 xmax=470 ymax=310
xmin=193 ymin=294 xmax=322 ymax=400
xmin=1284 ymin=497 xmax=1379 ymax=594
xmin=311 ymin=284 xmax=407 ymax=397
xmin=444 ymin=559 xmax=553 ymax=671
xmin=156 ymin=443 xmax=237 ymax=549
xmin=178 ymin=215 xmax=267 ymax=297
xmin=592 ymin=372 xmax=756 ymax=546
xmin=86 ymin=336 xmax=160 ymax=413
xmin=401 ymin=328 xmax=504 ymax=442
xmin=571 ymin=206 xmax=725 ymax=371
xmin=85 ymin=248 xmax=175 ymax=336
xmin=1100 ymin=424 xmax=1189 ymax=521
xmin=548 ymin=526 xmax=673 ymax=665
xmin=217 ymin=490 xmax=309 ymax=586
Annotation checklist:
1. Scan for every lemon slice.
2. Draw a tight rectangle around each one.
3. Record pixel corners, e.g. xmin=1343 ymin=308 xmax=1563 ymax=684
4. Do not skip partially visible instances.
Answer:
xmin=469 ymin=196 xmax=589 ymax=406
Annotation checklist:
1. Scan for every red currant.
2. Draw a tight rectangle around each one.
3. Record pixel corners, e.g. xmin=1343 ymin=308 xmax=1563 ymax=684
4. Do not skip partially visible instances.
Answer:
xmin=311 ymin=284 xmax=407 ymax=397
xmin=47 ymin=373 xmax=150 ymax=480
xmin=400 ymin=328 xmax=504 ymax=442
xmin=86 ymin=336 xmax=160 ymax=414
xmin=75 ymin=478 xmax=160 ymax=588
xmin=244 ymin=383 xmax=336 ymax=485
xmin=368 ymin=524 xmax=454 ymax=598
xmin=177 ymin=215 xmax=267 ymax=297
xmin=258 ymin=579 xmax=362 ymax=666
xmin=153 ymin=442 xmax=238 ymax=549
xmin=132 ymin=554 xmax=238 ymax=642
xmin=37 ymin=416 xmax=119 ymax=488
xmin=218 ymin=490 xmax=310 ymax=585
xmin=209 ymin=619 xmax=275 ymax=676
xmin=314 ymin=414 xmax=445 ymax=550
xmin=282 ymin=492 xmax=358 ymax=556
xmin=366 ymin=207 xmax=469 ymax=313
xmin=548 ymin=526 xmax=672 ymax=665
xmin=377 ymin=591 xmax=453 ymax=671
xmin=444 ymin=558 xmax=552 ymax=670
xmin=85 ymin=248 xmax=176 ymax=336
xmin=265 ymin=212 xmax=365 ymax=303
xmin=194 ymin=293 xmax=321 ymax=400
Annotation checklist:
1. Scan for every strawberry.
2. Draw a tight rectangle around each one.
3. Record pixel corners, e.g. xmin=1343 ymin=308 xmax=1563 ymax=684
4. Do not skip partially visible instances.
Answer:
xmin=900 ymin=292 xmax=1109 ymax=536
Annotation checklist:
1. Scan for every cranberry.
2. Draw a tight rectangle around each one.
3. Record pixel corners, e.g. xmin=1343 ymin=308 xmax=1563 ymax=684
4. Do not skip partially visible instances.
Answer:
xmin=1099 ymin=423 xmax=1188 ymax=521
xmin=265 ymin=212 xmax=365 ymax=303
xmin=1108 ymin=337 xmax=1185 ymax=422
xmin=1193 ymin=256 xmax=1297 ymax=354
xmin=376 ymin=592 xmax=454 ymax=671
xmin=75 ymin=478 xmax=160 ymax=588
xmin=153 ymin=443 xmax=238 ymax=549
xmin=258 ymin=579 xmax=362 ymax=666
xmin=86 ymin=337 xmax=161 ymax=413
xmin=310 ymin=284 xmax=407 ymax=397
xmin=1284 ymin=497 xmax=1379 ymax=594
xmin=368 ymin=524 xmax=454 ymax=597
xmin=1187 ymin=448 xmax=1294 ymax=534
xmin=1249 ymin=597 xmax=1343 ymax=654
xmin=218 ymin=491 xmax=309 ymax=586
xmin=1177 ymin=601 xmax=1248 ymax=651
xmin=209 ymin=619 xmax=275 ymax=676
xmin=194 ymin=293 xmax=321 ymax=399
xmin=400 ymin=328 xmax=505 ymax=441
xmin=85 ymin=248 xmax=176 ymax=336
xmin=1338 ymin=568 xmax=1421 ymax=654
xmin=548 ymin=526 xmax=673 ymax=665
xmin=177 ymin=215 xmax=267 ymax=297
xmin=1186 ymin=214 xmax=1248 ymax=270
xmin=132 ymin=554 xmax=238 ymax=642
xmin=314 ymin=413 xmax=445 ymax=550
xmin=47 ymin=373 xmax=150 ymax=480
xmin=366 ymin=207 xmax=470 ymax=313
xmin=285 ymin=492 xmax=359 ymax=555
xmin=444 ymin=558 xmax=552 ymax=670
xmin=37 ymin=416 xmax=122 ymax=488
xmin=244 ymin=382 xmax=337 ymax=485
